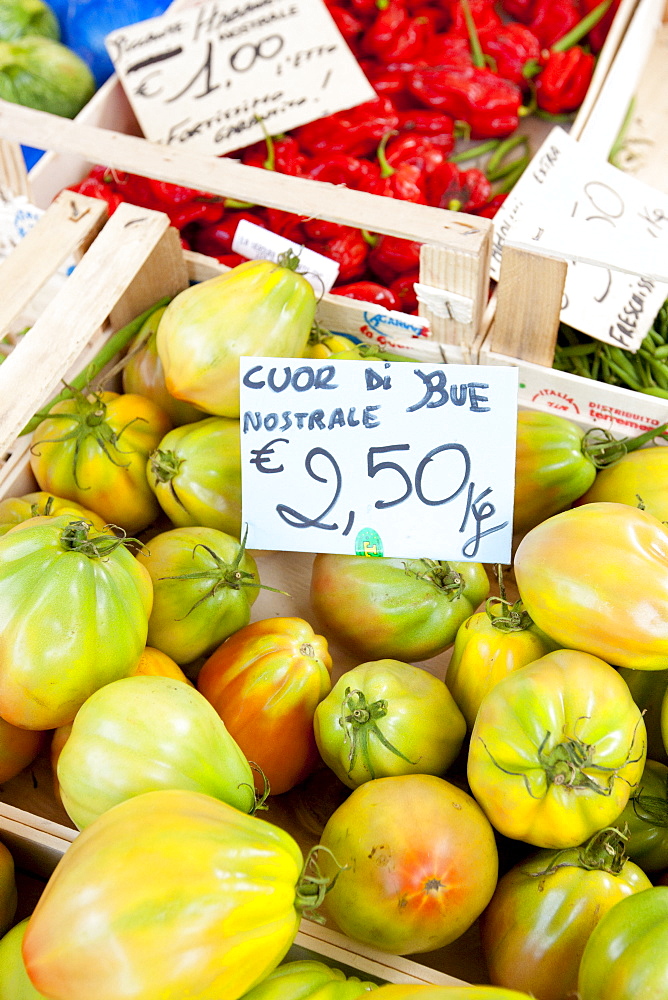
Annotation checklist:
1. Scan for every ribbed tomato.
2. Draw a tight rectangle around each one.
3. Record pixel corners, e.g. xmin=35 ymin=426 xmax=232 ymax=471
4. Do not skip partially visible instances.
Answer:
xmin=480 ymin=828 xmax=652 ymax=1000
xmin=578 ymin=445 xmax=668 ymax=524
xmin=0 ymin=515 xmax=152 ymax=729
xmin=369 ymin=988 xmax=541 ymax=999
xmin=319 ymin=774 xmax=498 ymax=955
xmin=147 ymin=415 xmax=241 ymax=536
xmin=23 ymin=789 xmax=311 ymax=1000
xmin=0 ymin=491 xmax=105 ymax=536
xmin=198 ymin=617 xmax=332 ymax=795
xmin=240 ymin=960 xmax=377 ymax=1000
xmin=467 ymin=649 xmax=646 ymax=848
xmin=56 ymin=675 xmax=256 ymax=828
xmin=29 ymin=390 xmax=172 ymax=534
xmin=314 ymin=659 xmax=465 ymax=788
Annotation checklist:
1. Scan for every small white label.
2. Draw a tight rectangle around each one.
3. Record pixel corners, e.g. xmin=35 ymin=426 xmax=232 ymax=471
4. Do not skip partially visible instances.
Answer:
xmin=491 ymin=126 xmax=668 ymax=353
xmin=232 ymin=219 xmax=339 ymax=292
xmin=240 ymin=358 xmax=518 ymax=562
xmin=105 ymin=0 xmax=376 ymax=156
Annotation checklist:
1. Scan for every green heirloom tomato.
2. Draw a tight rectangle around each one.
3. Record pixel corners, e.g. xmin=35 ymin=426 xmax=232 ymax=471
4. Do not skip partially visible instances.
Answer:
xmin=57 ymin=674 xmax=256 ymax=829
xmin=467 ymin=649 xmax=647 ymax=849
xmin=0 ymin=516 xmax=152 ymax=729
xmin=480 ymin=828 xmax=652 ymax=1000
xmin=578 ymin=886 xmax=668 ymax=1000
xmin=310 ymin=555 xmax=490 ymax=662
xmin=0 ymin=491 xmax=106 ymax=536
xmin=318 ymin=773 xmax=498 ymax=955
xmin=147 ymin=416 xmax=241 ymax=536
xmin=618 ymin=759 xmax=668 ymax=872
xmin=513 ymin=411 xmax=661 ymax=537
xmin=514 ymin=502 xmax=668 ymax=670
xmin=369 ymin=990 xmax=535 ymax=1000
xmin=23 ymin=789 xmax=310 ymax=1000
xmin=0 ymin=919 xmax=45 ymax=999
xmin=314 ymin=659 xmax=466 ymax=788
xmin=446 ymin=592 xmax=557 ymax=730
xmin=578 ymin=445 xmax=668 ymax=523
xmin=157 ymin=255 xmax=316 ymax=418
xmin=29 ymin=390 xmax=172 ymax=535
xmin=136 ymin=526 xmax=260 ymax=664
xmin=122 ymin=304 xmax=206 ymax=426
xmin=239 ymin=960 xmax=377 ymax=1000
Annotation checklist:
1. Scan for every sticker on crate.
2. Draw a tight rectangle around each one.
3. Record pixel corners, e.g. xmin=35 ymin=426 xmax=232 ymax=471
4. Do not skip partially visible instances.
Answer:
xmin=104 ymin=0 xmax=375 ymax=156
xmin=239 ymin=357 xmax=518 ymax=563
xmin=490 ymin=126 xmax=668 ymax=353
xmin=232 ymin=219 xmax=339 ymax=293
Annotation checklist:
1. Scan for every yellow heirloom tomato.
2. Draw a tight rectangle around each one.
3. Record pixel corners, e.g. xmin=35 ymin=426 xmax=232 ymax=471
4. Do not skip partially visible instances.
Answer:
xmin=578 ymin=445 xmax=668 ymax=523
xmin=467 ymin=649 xmax=646 ymax=849
xmin=29 ymin=390 xmax=172 ymax=534
xmin=0 ymin=919 xmax=46 ymax=999
xmin=514 ymin=502 xmax=668 ymax=670
xmin=0 ymin=491 xmax=105 ymax=535
xmin=23 ymin=789 xmax=313 ymax=1000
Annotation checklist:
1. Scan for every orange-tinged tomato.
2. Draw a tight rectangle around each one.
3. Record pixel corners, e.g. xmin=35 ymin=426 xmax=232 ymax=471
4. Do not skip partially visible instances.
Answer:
xmin=198 ymin=617 xmax=332 ymax=795
xmin=318 ymin=774 xmax=498 ymax=955
xmin=0 ymin=492 xmax=105 ymax=536
xmin=467 ymin=649 xmax=646 ymax=848
xmin=29 ymin=390 xmax=172 ymax=534
xmin=0 ymin=919 xmax=46 ymax=999
xmin=23 ymin=789 xmax=307 ymax=1000
xmin=514 ymin=502 xmax=668 ymax=670
xmin=131 ymin=646 xmax=192 ymax=684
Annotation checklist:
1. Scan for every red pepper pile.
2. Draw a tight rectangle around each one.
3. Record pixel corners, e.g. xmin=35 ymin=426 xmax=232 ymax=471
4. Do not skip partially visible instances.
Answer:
xmin=66 ymin=0 xmax=615 ymax=314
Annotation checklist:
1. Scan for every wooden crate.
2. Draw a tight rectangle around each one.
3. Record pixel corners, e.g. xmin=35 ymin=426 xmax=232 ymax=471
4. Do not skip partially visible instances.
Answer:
xmin=0 ymin=195 xmax=490 ymax=988
xmin=479 ymin=0 xmax=668 ymax=437
xmin=0 ymin=0 xmax=646 ymax=367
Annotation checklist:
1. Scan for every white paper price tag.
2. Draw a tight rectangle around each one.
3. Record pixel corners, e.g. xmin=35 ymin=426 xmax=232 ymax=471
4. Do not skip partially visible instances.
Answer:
xmin=240 ymin=359 xmax=518 ymax=563
xmin=232 ymin=219 xmax=339 ymax=292
xmin=105 ymin=0 xmax=375 ymax=156
xmin=491 ymin=127 xmax=668 ymax=352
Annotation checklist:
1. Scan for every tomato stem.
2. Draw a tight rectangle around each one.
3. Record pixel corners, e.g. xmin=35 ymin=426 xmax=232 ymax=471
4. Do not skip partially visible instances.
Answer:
xmin=340 ymin=687 xmax=415 ymax=780
xmin=295 ymin=845 xmax=347 ymax=923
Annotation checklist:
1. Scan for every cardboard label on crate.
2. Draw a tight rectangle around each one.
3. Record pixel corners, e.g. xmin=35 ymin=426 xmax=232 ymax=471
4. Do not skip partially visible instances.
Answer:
xmin=239 ymin=358 xmax=518 ymax=562
xmin=490 ymin=126 xmax=668 ymax=353
xmin=231 ymin=219 xmax=339 ymax=292
xmin=104 ymin=0 xmax=375 ymax=156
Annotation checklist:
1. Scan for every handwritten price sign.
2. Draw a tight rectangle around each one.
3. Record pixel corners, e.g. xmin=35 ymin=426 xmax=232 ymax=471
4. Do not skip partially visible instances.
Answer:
xmin=104 ymin=0 xmax=375 ymax=156
xmin=240 ymin=358 xmax=518 ymax=562
xmin=491 ymin=127 xmax=668 ymax=352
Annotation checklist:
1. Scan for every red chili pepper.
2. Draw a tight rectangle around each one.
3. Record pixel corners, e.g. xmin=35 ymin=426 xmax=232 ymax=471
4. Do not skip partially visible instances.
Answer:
xmin=361 ymin=3 xmax=430 ymax=63
xmin=426 ymin=161 xmax=491 ymax=212
xmin=535 ymin=46 xmax=595 ymax=114
xmin=408 ymin=64 xmax=522 ymax=138
xmin=241 ymin=135 xmax=308 ymax=176
xmin=421 ymin=33 xmax=472 ymax=66
xmin=166 ymin=200 xmax=225 ymax=231
xmin=311 ymin=227 xmax=370 ymax=284
xmin=308 ymin=153 xmax=381 ymax=192
xmin=499 ymin=0 xmax=536 ymax=24
xmin=385 ymin=132 xmax=448 ymax=175
xmin=334 ymin=280 xmax=401 ymax=309
xmin=349 ymin=0 xmax=390 ymax=16
xmin=479 ymin=23 xmax=542 ymax=86
xmin=447 ymin=0 xmax=502 ymax=38
xmin=394 ymin=109 xmax=456 ymax=153
xmin=66 ymin=175 xmax=123 ymax=214
xmin=147 ymin=179 xmax=219 ymax=206
xmin=527 ymin=0 xmax=581 ymax=48
xmin=472 ymin=192 xmax=509 ymax=218
xmin=215 ymin=252 xmax=247 ymax=268
xmin=372 ymin=131 xmax=428 ymax=203
xmin=409 ymin=4 xmax=450 ymax=32
xmin=264 ymin=208 xmax=307 ymax=243
xmin=388 ymin=269 xmax=420 ymax=312
xmin=368 ymin=234 xmax=422 ymax=278
xmin=326 ymin=3 xmax=366 ymax=46
xmin=110 ymin=172 xmax=157 ymax=207
xmin=188 ymin=211 xmax=266 ymax=257
xmin=292 ymin=97 xmax=400 ymax=157
xmin=360 ymin=60 xmax=413 ymax=106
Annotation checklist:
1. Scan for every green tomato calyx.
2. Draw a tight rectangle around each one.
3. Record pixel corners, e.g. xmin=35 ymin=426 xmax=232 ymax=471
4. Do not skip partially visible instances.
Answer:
xmin=582 ymin=419 xmax=668 ymax=469
xmin=295 ymin=845 xmax=347 ymax=923
xmin=59 ymin=518 xmax=137 ymax=559
xmin=630 ymin=769 xmax=668 ymax=830
xmin=340 ymin=687 xmax=415 ymax=780
xmin=406 ymin=559 xmax=463 ymax=601
xmin=149 ymin=449 xmax=184 ymax=484
xmin=528 ymin=826 xmax=630 ymax=878
xmin=486 ymin=595 xmax=534 ymax=633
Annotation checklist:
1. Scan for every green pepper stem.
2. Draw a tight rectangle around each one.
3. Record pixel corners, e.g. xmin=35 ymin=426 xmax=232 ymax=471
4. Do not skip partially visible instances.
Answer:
xmin=552 ymin=0 xmax=613 ymax=52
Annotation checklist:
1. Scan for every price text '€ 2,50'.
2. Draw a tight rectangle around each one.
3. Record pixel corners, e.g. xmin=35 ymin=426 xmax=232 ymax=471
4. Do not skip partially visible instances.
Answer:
xmin=241 ymin=362 xmax=511 ymax=559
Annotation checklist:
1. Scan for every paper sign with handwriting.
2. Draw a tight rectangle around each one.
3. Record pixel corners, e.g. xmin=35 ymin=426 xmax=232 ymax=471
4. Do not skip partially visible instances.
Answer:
xmin=240 ymin=358 xmax=518 ymax=562
xmin=105 ymin=0 xmax=375 ymax=156
xmin=491 ymin=126 xmax=668 ymax=352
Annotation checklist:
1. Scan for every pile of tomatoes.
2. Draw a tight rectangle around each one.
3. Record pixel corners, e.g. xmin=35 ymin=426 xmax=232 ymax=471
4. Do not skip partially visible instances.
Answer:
xmin=1 ymin=254 xmax=668 ymax=1000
